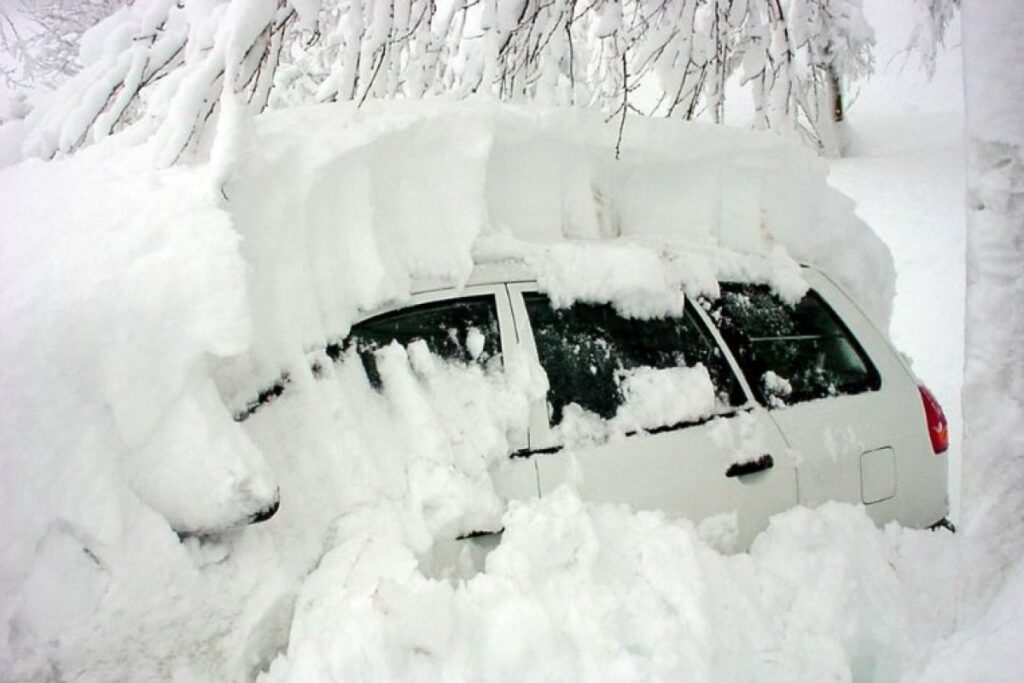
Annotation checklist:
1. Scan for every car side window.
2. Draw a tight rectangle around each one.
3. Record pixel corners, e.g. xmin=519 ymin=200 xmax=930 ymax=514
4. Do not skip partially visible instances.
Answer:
xmin=339 ymin=296 xmax=502 ymax=387
xmin=523 ymin=293 xmax=745 ymax=426
xmin=706 ymin=284 xmax=880 ymax=406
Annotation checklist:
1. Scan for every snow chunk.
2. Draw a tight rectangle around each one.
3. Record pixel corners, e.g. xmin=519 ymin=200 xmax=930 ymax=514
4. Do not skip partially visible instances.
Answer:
xmin=709 ymin=410 xmax=769 ymax=468
xmin=127 ymin=375 xmax=277 ymax=534
xmin=613 ymin=365 xmax=717 ymax=433
xmin=537 ymin=241 xmax=685 ymax=318
xmin=208 ymin=87 xmax=254 ymax=197
xmin=552 ymin=365 xmax=717 ymax=447
xmin=466 ymin=327 xmax=486 ymax=361
xmin=698 ymin=511 xmax=740 ymax=554
xmin=761 ymin=370 xmax=794 ymax=407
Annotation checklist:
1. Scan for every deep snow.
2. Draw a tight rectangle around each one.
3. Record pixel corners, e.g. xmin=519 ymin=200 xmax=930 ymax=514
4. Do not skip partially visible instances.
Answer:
xmin=2 ymin=5 xmax=1023 ymax=682
xmin=0 ymin=97 xmax=997 ymax=683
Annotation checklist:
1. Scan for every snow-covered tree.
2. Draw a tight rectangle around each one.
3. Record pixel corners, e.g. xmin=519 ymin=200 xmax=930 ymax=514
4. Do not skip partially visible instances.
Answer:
xmin=0 ymin=0 xmax=123 ymax=90
xmin=8 ymin=0 xmax=880 ymax=164
xmin=960 ymin=0 xmax=1024 ymax=615
xmin=909 ymin=0 xmax=960 ymax=77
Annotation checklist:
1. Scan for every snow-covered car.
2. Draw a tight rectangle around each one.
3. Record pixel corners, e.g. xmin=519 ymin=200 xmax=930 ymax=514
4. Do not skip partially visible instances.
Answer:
xmin=337 ymin=262 xmax=950 ymax=552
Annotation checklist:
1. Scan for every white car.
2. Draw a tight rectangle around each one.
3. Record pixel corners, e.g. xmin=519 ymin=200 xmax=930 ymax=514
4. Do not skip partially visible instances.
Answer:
xmin=241 ymin=262 xmax=949 ymax=553
xmin=334 ymin=262 xmax=950 ymax=552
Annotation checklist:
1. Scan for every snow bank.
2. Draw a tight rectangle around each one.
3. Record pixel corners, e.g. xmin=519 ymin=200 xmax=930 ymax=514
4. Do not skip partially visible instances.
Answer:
xmin=0 ymin=141 xmax=264 ymax=553
xmin=0 ymin=101 xmax=901 ymax=680
xmin=264 ymin=496 xmax=928 ymax=683
xmin=0 ymin=140 xmax=282 ymax=679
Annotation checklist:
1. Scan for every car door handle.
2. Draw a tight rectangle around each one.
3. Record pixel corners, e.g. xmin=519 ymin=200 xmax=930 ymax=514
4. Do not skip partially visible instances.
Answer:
xmin=725 ymin=454 xmax=774 ymax=478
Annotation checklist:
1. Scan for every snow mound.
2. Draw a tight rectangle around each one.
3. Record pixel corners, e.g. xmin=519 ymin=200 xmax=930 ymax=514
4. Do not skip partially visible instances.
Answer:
xmin=266 ymin=496 xmax=908 ymax=683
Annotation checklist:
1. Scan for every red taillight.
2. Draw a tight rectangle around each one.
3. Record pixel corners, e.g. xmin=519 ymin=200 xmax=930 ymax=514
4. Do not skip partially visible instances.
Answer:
xmin=919 ymin=385 xmax=949 ymax=454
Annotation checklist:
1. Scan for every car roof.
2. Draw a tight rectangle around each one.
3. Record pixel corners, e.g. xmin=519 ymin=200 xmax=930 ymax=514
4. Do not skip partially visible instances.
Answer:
xmin=409 ymin=260 xmax=819 ymax=295
xmin=409 ymin=261 xmax=536 ymax=294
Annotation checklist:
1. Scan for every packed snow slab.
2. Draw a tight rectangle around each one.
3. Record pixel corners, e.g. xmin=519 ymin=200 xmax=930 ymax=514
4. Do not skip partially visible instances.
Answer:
xmin=231 ymin=101 xmax=894 ymax=372
xmin=1 ymin=101 xmax=900 ymax=681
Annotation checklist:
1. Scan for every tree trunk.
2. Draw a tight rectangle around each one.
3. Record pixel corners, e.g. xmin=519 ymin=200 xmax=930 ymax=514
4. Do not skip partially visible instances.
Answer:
xmin=960 ymin=0 xmax=1024 ymax=617
xmin=828 ymin=64 xmax=843 ymax=123
xmin=823 ymin=63 xmax=846 ymax=156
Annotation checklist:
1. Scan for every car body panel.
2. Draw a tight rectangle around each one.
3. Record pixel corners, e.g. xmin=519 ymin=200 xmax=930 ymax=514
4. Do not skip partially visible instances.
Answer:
xmin=506 ymin=283 xmax=799 ymax=549
xmin=797 ymin=268 xmax=949 ymax=527
xmin=350 ymin=264 xmax=948 ymax=548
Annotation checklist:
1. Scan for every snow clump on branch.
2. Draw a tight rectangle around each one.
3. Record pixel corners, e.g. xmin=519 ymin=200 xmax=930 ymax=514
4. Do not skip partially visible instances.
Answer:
xmin=8 ymin=0 xmax=881 ymax=165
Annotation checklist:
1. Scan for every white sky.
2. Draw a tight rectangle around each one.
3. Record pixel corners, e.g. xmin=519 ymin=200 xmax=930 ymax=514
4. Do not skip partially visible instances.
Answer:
xmin=853 ymin=0 xmax=964 ymax=118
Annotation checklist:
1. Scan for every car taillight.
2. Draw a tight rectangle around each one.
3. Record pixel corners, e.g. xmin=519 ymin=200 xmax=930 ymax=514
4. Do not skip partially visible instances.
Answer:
xmin=919 ymin=385 xmax=949 ymax=454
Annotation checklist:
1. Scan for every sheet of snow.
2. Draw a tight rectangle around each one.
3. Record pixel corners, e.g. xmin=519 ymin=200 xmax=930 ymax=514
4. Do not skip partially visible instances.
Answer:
xmin=0 ymin=138 xmax=287 ymax=680
xmin=536 ymin=241 xmax=687 ymax=318
xmin=913 ymin=553 xmax=1024 ymax=683
xmin=0 ymin=139 xmax=267 ymax=549
xmin=828 ymin=3 xmax=1024 ymax=679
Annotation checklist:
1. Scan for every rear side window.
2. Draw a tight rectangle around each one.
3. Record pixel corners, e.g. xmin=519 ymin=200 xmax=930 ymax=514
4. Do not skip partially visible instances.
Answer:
xmin=707 ymin=284 xmax=879 ymax=406
xmin=339 ymin=296 xmax=501 ymax=386
xmin=524 ymin=293 xmax=744 ymax=426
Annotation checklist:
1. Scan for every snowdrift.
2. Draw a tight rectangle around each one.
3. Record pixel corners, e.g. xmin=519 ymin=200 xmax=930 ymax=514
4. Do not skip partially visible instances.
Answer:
xmin=0 ymin=102 xmax=918 ymax=682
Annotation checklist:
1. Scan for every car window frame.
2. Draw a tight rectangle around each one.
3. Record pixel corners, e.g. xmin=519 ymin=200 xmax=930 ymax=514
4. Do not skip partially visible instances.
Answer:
xmin=705 ymin=282 xmax=883 ymax=407
xmin=507 ymin=282 xmax=758 ymax=454
xmin=344 ymin=292 xmax=505 ymax=377
xmin=341 ymin=284 xmax=525 ymax=449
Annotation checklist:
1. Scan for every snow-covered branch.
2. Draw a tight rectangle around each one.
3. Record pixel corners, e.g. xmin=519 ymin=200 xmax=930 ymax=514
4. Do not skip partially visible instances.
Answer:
xmin=8 ymin=0 xmax=882 ymax=162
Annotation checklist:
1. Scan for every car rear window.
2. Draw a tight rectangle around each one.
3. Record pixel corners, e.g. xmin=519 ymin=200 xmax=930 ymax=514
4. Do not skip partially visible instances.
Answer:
xmin=523 ymin=293 xmax=745 ymax=426
xmin=339 ymin=296 xmax=502 ymax=386
xmin=706 ymin=284 xmax=880 ymax=406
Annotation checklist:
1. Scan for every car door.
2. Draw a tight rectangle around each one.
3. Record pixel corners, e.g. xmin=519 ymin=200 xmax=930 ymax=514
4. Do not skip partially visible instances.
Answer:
xmin=345 ymin=284 xmax=541 ymax=509
xmin=506 ymin=283 xmax=798 ymax=550
xmin=704 ymin=271 xmax=926 ymax=525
